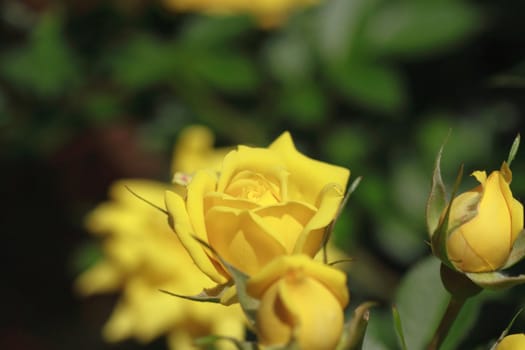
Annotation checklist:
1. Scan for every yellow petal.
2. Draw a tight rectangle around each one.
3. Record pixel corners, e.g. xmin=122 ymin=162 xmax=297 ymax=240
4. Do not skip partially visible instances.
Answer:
xmin=205 ymin=192 xmax=259 ymax=211
xmin=206 ymin=207 xmax=287 ymax=275
xmin=165 ymin=190 xmax=227 ymax=284
xmin=247 ymin=255 xmax=348 ymax=307
xmin=510 ymin=198 xmax=524 ymax=243
xmin=496 ymin=334 xmax=525 ymax=350
xmin=109 ymin=179 xmax=168 ymax=208
xmin=277 ymin=275 xmax=345 ymax=350
xmin=255 ymin=281 xmax=292 ymax=346
xmin=103 ymin=300 xmax=134 ymax=342
xmin=294 ymin=183 xmax=345 ymax=256
xmin=186 ymin=169 xmax=219 ymax=241
xmin=496 ymin=169 xmax=524 ymax=244
xmin=471 ymin=170 xmax=487 ymax=185
xmin=269 ymin=132 xmax=350 ymax=205
xmin=75 ymin=260 xmax=122 ymax=296
xmin=252 ymin=201 xmax=317 ymax=253
xmin=449 ymin=171 xmax=512 ymax=272
xmin=217 ymin=146 xmax=287 ymax=193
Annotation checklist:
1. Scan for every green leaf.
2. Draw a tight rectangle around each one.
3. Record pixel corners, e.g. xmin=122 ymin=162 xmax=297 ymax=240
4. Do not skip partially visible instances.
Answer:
xmin=503 ymin=229 xmax=525 ymax=269
xmin=395 ymin=257 xmax=448 ymax=350
xmin=278 ymin=83 xmax=327 ymax=126
xmin=426 ymin=137 xmax=448 ymax=237
xmin=392 ymin=306 xmax=408 ymax=350
xmin=507 ymin=134 xmax=521 ymax=167
xmin=178 ymin=16 xmax=254 ymax=49
xmin=364 ymin=2 xmax=480 ymax=57
xmin=330 ymin=61 xmax=407 ymax=113
xmin=316 ymin=0 xmax=380 ymax=63
xmin=192 ymin=52 xmax=260 ymax=94
xmin=264 ymin=33 xmax=313 ymax=83
xmin=1 ymin=12 xmax=79 ymax=98
xmin=337 ymin=301 xmax=376 ymax=350
xmin=108 ymin=34 xmax=181 ymax=89
xmin=467 ymin=271 xmax=525 ymax=290
xmin=397 ymin=259 xmax=484 ymax=350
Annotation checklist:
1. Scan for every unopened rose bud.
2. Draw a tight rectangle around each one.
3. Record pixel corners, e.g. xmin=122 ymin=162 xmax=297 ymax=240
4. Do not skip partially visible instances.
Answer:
xmin=445 ymin=164 xmax=523 ymax=272
xmin=247 ymin=255 xmax=349 ymax=350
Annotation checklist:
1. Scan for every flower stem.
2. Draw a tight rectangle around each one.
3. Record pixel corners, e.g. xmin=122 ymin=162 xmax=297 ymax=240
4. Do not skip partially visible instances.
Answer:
xmin=427 ymin=296 xmax=466 ymax=350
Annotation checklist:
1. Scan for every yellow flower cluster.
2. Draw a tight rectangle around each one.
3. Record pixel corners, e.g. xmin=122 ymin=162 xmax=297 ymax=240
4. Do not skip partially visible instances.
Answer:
xmin=78 ymin=126 xmax=351 ymax=350
xmin=165 ymin=130 xmax=351 ymax=348
xmin=78 ymin=125 xmax=525 ymax=349
xmin=76 ymin=127 xmax=244 ymax=350
xmin=161 ymin=0 xmax=320 ymax=27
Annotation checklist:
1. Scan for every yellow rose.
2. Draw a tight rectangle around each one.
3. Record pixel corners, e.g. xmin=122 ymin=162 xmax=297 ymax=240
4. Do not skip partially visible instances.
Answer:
xmin=446 ymin=163 xmax=523 ymax=272
xmin=165 ymin=132 xmax=350 ymax=284
xmin=496 ymin=334 xmax=525 ymax=350
xmin=246 ymin=254 xmax=349 ymax=350
xmin=76 ymin=180 xmax=245 ymax=349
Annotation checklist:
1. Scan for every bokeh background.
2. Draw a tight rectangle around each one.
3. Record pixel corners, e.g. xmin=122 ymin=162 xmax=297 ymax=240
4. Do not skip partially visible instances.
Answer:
xmin=2 ymin=0 xmax=525 ymax=349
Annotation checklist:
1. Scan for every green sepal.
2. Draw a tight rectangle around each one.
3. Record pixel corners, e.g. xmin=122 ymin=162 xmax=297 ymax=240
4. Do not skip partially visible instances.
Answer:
xmin=328 ymin=258 xmax=355 ymax=267
xmin=194 ymin=335 xmax=257 ymax=350
xmin=191 ymin=235 xmax=260 ymax=327
xmin=336 ymin=301 xmax=376 ymax=350
xmin=489 ymin=308 xmax=524 ymax=350
xmin=503 ymin=229 xmax=525 ymax=269
xmin=430 ymin=164 xmax=467 ymax=268
xmin=440 ymin=263 xmax=481 ymax=300
xmin=321 ymin=176 xmax=362 ymax=263
xmin=159 ymin=283 xmax=229 ymax=304
xmin=392 ymin=305 xmax=408 ymax=350
xmin=426 ymin=140 xmax=448 ymax=238
xmin=467 ymin=271 xmax=525 ymax=290
xmin=507 ymin=134 xmax=520 ymax=167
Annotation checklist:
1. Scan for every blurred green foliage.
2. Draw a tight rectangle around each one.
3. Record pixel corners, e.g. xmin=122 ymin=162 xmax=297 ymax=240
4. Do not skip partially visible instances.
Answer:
xmin=2 ymin=0 xmax=525 ymax=349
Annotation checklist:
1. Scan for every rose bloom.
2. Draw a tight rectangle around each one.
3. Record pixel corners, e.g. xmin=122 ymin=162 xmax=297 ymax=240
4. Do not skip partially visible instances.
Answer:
xmin=161 ymin=0 xmax=320 ymax=27
xmin=246 ymin=254 xmax=349 ymax=350
xmin=496 ymin=334 xmax=525 ymax=350
xmin=76 ymin=127 xmax=244 ymax=350
xmin=165 ymin=132 xmax=350 ymax=287
xmin=446 ymin=163 xmax=523 ymax=272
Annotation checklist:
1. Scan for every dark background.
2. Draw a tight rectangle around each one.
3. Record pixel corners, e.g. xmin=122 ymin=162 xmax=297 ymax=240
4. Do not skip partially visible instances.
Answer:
xmin=2 ymin=0 xmax=525 ymax=349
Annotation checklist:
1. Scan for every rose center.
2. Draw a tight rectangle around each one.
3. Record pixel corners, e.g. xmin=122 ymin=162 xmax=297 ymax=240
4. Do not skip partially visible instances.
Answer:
xmin=225 ymin=171 xmax=281 ymax=205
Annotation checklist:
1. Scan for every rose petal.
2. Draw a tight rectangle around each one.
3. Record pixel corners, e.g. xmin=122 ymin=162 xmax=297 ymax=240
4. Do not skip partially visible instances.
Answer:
xmin=247 ymin=255 xmax=348 ymax=307
xmin=75 ymin=260 xmax=123 ymax=296
xmin=165 ymin=190 xmax=227 ymax=284
xmin=294 ymin=183 xmax=346 ymax=257
xmin=217 ymin=146 xmax=287 ymax=193
xmin=277 ymin=276 xmax=345 ymax=350
xmin=252 ymin=201 xmax=317 ymax=253
xmin=186 ymin=170 xmax=219 ymax=241
xmin=449 ymin=171 xmax=512 ymax=272
xmin=269 ymin=132 xmax=350 ymax=205
xmin=204 ymin=192 xmax=259 ymax=211
xmin=497 ymin=167 xmax=524 ymax=244
xmin=205 ymin=207 xmax=287 ymax=275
